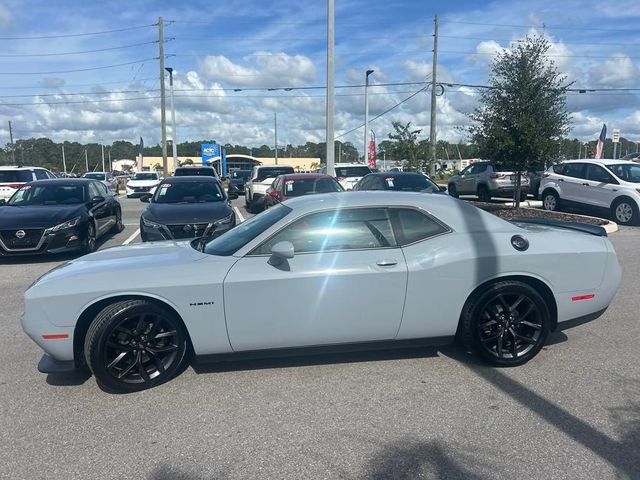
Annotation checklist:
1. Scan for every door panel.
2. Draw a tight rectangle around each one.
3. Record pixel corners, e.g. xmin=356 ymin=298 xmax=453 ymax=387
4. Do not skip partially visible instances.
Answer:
xmin=582 ymin=164 xmax=618 ymax=208
xmin=224 ymin=249 xmax=408 ymax=351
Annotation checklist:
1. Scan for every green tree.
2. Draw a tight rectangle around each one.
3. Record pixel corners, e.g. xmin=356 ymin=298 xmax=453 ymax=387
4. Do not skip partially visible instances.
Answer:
xmin=387 ymin=121 xmax=424 ymax=170
xmin=468 ymin=35 xmax=571 ymax=206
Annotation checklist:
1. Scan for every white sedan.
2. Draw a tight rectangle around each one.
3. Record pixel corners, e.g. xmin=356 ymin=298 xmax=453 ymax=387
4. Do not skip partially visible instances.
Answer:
xmin=22 ymin=192 xmax=621 ymax=392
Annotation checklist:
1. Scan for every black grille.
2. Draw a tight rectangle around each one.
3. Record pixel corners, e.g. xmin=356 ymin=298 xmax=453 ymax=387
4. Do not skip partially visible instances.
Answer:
xmin=166 ymin=223 xmax=209 ymax=239
xmin=0 ymin=228 xmax=44 ymax=249
xmin=133 ymin=186 xmax=151 ymax=192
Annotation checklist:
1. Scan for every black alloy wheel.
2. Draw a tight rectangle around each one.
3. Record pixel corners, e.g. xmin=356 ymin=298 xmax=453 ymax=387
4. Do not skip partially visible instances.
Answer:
xmin=83 ymin=222 xmax=97 ymax=254
xmin=459 ymin=281 xmax=550 ymax=366
xmin=477 ymin=185 xmax=491 ymax=202
xmin=84 ymin=299 xmax=188 ymax=393
xmin=111 ymin=208 xmax=124 ymax=233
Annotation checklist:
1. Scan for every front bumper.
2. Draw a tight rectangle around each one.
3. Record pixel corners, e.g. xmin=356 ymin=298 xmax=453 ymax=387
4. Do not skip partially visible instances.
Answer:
xmin=126 ymin=186 xmax=156 ymax=197
xmin=0 ymin=227 xmax=85 ymax=256
xmin=140 ymin=219 xmax=234 ymax=242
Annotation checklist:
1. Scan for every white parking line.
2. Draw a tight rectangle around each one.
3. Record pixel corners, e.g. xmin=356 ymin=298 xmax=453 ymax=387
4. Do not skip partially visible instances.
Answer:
xmin=123 ymin=228 xmax=140 ymax=245
xmin=233 ymin=206 xmax=246 ymax=223
xmin=117 ymin=194 xmax=128 ymax=199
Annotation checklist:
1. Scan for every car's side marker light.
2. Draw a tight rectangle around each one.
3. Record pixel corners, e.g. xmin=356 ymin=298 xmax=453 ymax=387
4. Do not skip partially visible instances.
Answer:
xmin=571 ymin=294 xmax=595 ymax=302
xmin=42 ymin=334 xmax=69 ymax=340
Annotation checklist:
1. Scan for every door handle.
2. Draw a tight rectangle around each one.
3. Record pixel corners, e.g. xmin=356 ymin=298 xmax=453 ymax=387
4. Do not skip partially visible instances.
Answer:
xmin=376 ymin=259 xmax=398 ymax=267
xmin=558 ymin=178 xmax=564 ymax=182
xmin=582 ymin=183 xmax=589 ymax=186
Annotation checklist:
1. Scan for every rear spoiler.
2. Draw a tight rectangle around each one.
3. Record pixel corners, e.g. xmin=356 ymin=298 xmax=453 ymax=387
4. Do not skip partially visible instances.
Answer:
xmin=511 ymin=217 xmax=607 ymax=237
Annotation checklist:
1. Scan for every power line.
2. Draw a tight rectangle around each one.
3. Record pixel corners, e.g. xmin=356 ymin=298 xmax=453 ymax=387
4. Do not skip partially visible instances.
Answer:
xmin=0 ymin=58 xmax=167 ymax=75
xmin=440 ymin=20 xmax=640 ymax=33
xmin=0 ymin=77 xmax=157 ymax=90
xmin=0 ymin=23 xmax=157 ymax=40
xmin=439 ymin=34 xmax=640 ymax=47
xmin=440 ymin=50 xmax=640 ymax=60
xmin=0 ymin=40 xmax=162 ymax=58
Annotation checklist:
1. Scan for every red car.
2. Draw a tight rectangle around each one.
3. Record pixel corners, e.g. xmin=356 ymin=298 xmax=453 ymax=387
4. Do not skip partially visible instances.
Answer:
xmin=263 ymin=173 xmax=344 ymax=208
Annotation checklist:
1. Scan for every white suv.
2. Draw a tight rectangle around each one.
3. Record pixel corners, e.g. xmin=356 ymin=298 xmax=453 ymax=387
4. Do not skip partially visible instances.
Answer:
xmin=245 ymin=165 xmax=294 ymax=213
xmin=0 ymin=166 xmax=56 ymax=200
xmin=323 ymin=163 xmax=373 ymax=190
xmin=540 ymin=159 xmax=640 ymax=225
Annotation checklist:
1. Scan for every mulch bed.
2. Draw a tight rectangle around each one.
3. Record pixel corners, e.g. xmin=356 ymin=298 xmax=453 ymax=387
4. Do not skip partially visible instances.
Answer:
xmin=471 ymin=201 xmax=609 ymax=226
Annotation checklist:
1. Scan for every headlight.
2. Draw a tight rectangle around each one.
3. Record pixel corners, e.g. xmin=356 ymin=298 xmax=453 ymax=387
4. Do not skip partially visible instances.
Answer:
xmin=47 ymin=216 xmax=81 ymax=233
xmin=214 ymin=213 xmax=234 ymax=226
xmin=141 ymin=216 xmax=163 ymax=229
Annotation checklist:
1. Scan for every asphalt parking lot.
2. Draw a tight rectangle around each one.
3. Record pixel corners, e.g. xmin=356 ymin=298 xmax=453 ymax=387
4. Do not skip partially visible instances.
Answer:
xmin=1 ymin=196 xmax=639 ymax=479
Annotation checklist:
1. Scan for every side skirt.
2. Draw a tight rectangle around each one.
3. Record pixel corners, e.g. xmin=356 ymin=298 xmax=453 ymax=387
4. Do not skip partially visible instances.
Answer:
xmin=195 ymin=336 xmax=455 ymax=365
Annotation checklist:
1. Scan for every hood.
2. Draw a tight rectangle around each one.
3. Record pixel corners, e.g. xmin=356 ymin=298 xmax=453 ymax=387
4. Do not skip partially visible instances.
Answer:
xmin=0 ymin=204 xmax=85 ymax=229
xmin=32 ymin=240 xmax=208 ymax=288
xmin=128 ymin=179 xmax=160 ymax=187
xmin=143 ymin=201 xmax=232 ymax=224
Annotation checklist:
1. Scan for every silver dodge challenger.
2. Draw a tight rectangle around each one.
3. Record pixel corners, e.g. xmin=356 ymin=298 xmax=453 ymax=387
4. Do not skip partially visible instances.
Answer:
xmin=22 ymin=192 xmax=621 ymax=392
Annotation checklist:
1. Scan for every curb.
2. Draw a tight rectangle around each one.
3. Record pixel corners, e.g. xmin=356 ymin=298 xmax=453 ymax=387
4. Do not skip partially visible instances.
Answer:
xmin=517 ymin=206 xmax=619 ymax=234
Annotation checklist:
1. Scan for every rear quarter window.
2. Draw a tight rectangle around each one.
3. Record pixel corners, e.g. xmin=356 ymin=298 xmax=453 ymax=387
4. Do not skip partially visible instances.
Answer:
xmin=392 ymin=208 xmax=449 ymax=245
xmin=0 ymin=170 xmax=33 ymax=183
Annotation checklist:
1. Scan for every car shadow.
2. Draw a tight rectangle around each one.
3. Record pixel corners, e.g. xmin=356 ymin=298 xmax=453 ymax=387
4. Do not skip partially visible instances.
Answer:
xmin=191 ymin=346 xmax=440 ymax=375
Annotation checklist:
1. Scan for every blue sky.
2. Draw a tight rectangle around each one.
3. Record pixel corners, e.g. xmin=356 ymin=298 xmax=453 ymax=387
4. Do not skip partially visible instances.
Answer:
xmin=1 ymin=0 xmax=640 ymax=155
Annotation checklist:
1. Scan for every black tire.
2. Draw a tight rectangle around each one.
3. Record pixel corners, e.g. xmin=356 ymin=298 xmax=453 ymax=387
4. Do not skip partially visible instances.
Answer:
xmin=84 ymin=299 xmax=189 ymax=393
xmin=245 ymin=192 xmax=250 ymax=209
xmin=448 ymin=184 xmax=458 ymax=198
xmin=611 ymin=198 xmax=638 ymax=225
xmin=541 ymin=190 xmax=559 ymax=211
xmin=111 ymin=208 xmax=124 ymax=234
xmin=519 ymin=192 xmax=528 ymax=202
xmin=82 ymin=222 xmax=97 ymax=254
xmin=477 ymin=185 xmax=491 ymax=202
xmin=458 ymin=281 xmax=550 ymax=367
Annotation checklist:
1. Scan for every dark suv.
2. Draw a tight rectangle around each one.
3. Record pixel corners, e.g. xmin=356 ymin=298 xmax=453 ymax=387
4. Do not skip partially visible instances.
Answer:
xmin=173 ymin=166 xmax=220 ymax=179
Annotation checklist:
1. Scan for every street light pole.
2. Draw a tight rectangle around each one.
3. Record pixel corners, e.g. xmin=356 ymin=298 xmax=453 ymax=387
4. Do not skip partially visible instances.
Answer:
xmin=101 ymin=144 xmax=105 ymax=172
xmin=325 ymin=0 xmax=335 ymax=176
xmin=363 ymin=69 xmax=374 ymax=164
xmin=165 ymin=67 xmax=178 ymax=172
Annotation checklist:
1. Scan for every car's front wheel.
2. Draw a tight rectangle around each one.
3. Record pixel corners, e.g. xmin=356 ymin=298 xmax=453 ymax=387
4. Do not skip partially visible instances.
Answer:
xmin=448 ymin=184 xmax=458 ymax=198
xmin=542 ymin=190 xmax=559 ymax=211
xmin=82 ymin=222 xmax=97 ymax=254
xmin=477 ymin=185 xmax=491 ymax=202
xmin=459 ymin=281 xmax=550 ymax=366
xmin=612 ymin=198 xmax=638 ymax=225
xmin=84 ymin=299 xmax=189 ymax=393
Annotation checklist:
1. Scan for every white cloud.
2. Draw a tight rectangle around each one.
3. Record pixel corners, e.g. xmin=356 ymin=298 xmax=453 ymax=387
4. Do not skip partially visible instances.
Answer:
xmin=0 ymin=2 xmax=12 ymax=26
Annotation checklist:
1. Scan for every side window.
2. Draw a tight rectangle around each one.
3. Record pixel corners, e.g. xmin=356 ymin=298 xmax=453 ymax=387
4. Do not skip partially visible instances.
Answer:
xmin=392 ymin=208 xmax=449 ymax=246
xmin=34 ymin=169 xmax=49 ymax=180
xmin=475 ymin=164 xmax=488 ymax=173
xmin=98 ymin=182 xmax=110 ymax=196
xmin=460 ymin=165 xmax=473 ymax=175
xmin=586 ymin=165 xmax=615 ymax=183
xmin=563 ymin=163 xmax=586 ymax=179
xmin=272 ymin=177 xmax=281 ymax=192
xmin=552 ymin=164 xmax=566 ymax=175
xmin=88 ymin=182 xmax=102 ymax=199
xmin=253 ymin=208 xmax=396 ymax=255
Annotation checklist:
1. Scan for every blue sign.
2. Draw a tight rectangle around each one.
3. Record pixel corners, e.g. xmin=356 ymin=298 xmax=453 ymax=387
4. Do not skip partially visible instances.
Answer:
xmin=221 ymin=148 xmax=227 ymax=177
xmin=201 ymin=143 xmax=220 ymax=166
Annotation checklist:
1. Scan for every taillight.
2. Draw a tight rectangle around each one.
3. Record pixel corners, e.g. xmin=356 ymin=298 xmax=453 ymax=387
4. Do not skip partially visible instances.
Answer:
xmin=490 ymin=173 xmax=505 ymax=179
xmin=269 ymin=190 xmax=279 ymax=197
xmin=543 ymin=173 xmax=550 ymax=177
xmin=4 ymin=183 xmax=23 ymax=189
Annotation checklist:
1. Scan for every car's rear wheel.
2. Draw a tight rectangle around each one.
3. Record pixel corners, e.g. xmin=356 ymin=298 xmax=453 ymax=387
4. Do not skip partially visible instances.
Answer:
xmin=84 ymin=299 xmax=189 ymax=393
xmin=542 ymin=190 xmax=559 ymax=211
xmin=459 ymin=281 xmax=550 ymax=366
xmin=477 ymin=185 xmax=491 ymax=202
xmin=612 ymin=198 xmax=638 ymax=225
xmin=111 ymin=208 xmax=124 ymax=233
xmin=448 ymin=184 xmax=458 ymax=198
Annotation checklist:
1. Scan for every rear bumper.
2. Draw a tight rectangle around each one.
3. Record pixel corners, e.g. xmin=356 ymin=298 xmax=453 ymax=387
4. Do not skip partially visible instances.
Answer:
xmin=489 ymin=185 xmax=530 ymax=197
xmin=557 ymin=308 xmax=608 ymax=331
xmin=38 ymin=354 xmax=76 ymax=373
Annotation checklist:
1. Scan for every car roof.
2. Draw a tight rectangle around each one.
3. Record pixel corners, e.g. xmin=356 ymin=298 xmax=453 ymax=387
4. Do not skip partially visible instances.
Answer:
xmin=162 ymin=175 xmax=218 ymax=183
xmin=278 ymin=173 xmax=335 ymax=180
xmin=562 ymin=159 xmax=630 ymax=166
xmin=84 ymin=171 xmax=108 ymax=174
xmin=367 ymin=171 xmax=427 ymax=177
xmin=0 ymin=165 xmax=46 ymax=171
xmin=26 ymin=178 xmax=93 ymax=185
xmin=334 ymin=163 xmax=370 ymax=167
xmin=175 ymin=166 xmax=214 ymax=170
xmin=281 ymin=191 xmax=514 ymax=234
xmin=257 ymin=165 xmax=294 ymax=169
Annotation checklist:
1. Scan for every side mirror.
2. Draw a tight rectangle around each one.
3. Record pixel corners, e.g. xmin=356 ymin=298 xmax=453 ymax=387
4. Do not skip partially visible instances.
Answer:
xmin=268 ymin=241 xmax=294 ymax=267
xmin=91 ymin=196 xmax=105 ymax=204
xmin=0 ymin=199 xmax=5 ymax=206
xmin=439 ymin=186 xmax=447 ymax=192
xmin=140 ymin=195 xmax=151 ymax=203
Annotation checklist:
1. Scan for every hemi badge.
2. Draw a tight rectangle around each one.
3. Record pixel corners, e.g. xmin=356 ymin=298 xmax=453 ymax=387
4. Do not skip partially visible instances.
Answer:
xmin=42 ymin=334 xmax=69 ymax=340
xmin=571 ymin=294 xmax=595 ymax=302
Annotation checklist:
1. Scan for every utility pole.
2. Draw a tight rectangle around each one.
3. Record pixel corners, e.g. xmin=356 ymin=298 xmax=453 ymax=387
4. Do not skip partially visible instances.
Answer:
xmin=8 ymin=121 xmax=15 ymax=164
xmin=338 ymin=141 xmax=342 ymax=162
xmin=108 ymin=149 xmax=111 ymax=171
xmin=85 ymin=149 xmax=89 ymax=172
xmin=62 ymin=144 xmax=67 ymax=174
xmin=165 ymin=67 xmax=178 ymax=172
xmin=430 ymin=14 xmax=439 ymax=171
xmin=101 ymin=144 xmax=105 ymax=172
xmin=364 ymin=69 xmax=374 ymax=164
xmin=274 ymin=112 xmax=278 ymax=165
xmin=158 ymin=16 xmax=168 ymax=175
xmin=325 ymin=0 xmax=335 ymax=176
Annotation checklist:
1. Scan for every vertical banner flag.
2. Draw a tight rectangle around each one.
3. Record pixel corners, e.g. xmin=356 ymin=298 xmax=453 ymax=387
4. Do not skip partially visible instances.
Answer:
xmin=368 ymin=130 xmax=376 ymax=169
xmin=595 ymin=124 xmax=607 ymax=159
xmin=201 ymin=143 xmax=220 ymax=166
xmin=221 ymin=148 xmax=228 ymax=177
xmin=137 ymin=137 xmax=144 ymax=171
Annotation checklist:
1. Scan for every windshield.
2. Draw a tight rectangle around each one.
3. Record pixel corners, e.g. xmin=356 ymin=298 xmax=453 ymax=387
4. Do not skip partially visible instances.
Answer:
xmin=385 ymin=175 xmax=440 ymax=192
xmin=231 ymin=170 xmax=251 ymax=180
xmin=0 ymin=170 xmax=32 ymax=183
xmin=8 ymin=184 xmax=85 ymax=206
xmin=83 ymin=173 xmax=106 ymax=180
xmin=153 ymin=181 xmax=225 ymax=203
xmin=284 ymin=178 xmax=343 ymax=196
xmin=335 ymin=166 xmax=372 ymax=177
xmin=131 ymin=173 xmax=158 ymax=181
xmin=203 ymin=204 xmax=291 ymax=256
xmin=608 ymin=163 xmax=640 ymax=183
xmin=175 ymin=168 xmax=216 ymax=177
xmin=256 ymin=168 xmax=294 ymax=181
